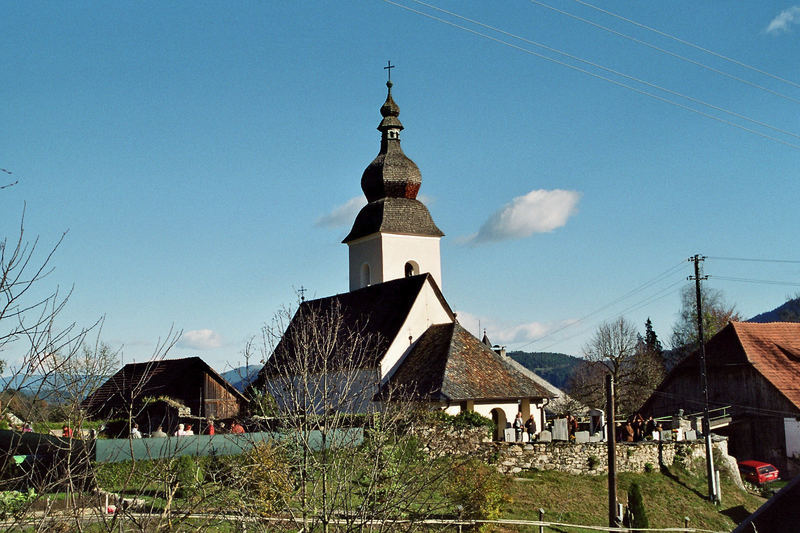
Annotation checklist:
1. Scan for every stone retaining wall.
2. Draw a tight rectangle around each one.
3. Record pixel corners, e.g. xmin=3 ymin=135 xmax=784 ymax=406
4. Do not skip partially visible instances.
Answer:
xmin=414 ymin=425 xmax=741 ymax=486
xmin=482 ymin=439 xmax=727 ymax=476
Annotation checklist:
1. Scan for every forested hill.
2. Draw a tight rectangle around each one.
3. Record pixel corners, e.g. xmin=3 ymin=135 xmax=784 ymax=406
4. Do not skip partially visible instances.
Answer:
xmin=508 ymin=351 xmax=582 ymax=390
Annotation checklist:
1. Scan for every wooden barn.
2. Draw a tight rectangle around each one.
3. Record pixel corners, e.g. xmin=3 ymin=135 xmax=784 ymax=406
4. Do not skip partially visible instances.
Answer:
xmin=81 ymin=357 xmax=248 ymax=430
xmin=640 ymin=322 xmax=800 ymax=477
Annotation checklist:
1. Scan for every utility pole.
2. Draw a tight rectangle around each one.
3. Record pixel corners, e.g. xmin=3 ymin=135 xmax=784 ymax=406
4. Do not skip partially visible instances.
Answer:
xmin=606 ymin=373 xmax=618 ymax=528
xmin=689 ymin=254 xmax=718 ymax=502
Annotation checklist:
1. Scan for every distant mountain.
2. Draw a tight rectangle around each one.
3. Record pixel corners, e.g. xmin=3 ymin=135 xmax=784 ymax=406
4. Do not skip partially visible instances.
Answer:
xmin=507 ymin=351 xmax=582 ymax=390
xmin=748 ymin=297 xmax=800 ymax=323
xmin=220 ymin=365 xmax=261 ymax=392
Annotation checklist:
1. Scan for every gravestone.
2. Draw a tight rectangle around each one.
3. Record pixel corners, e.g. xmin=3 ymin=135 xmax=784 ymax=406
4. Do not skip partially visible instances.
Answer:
xmin=539 ymin=430 xmax=552 ymax=442
xmin=552 ymin=418 xmax=569 ymax=441
xmin=660 ymin=430 xmax=672 ymax=441
xmin=575 ymin=430 xmax=590 ymax=443
xmin=589 ymin=433 xmax=602 ymax=442
xmin=504 ymin=428 xmax=516 ymax=442
xmin=588 ymin=408 xmax=605 ymax=437
xmin=685 ymin=429 xmax=697 ymax=441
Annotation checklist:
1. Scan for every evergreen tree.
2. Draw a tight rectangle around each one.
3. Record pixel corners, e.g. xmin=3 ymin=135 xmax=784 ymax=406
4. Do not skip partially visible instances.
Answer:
xmin=644 ymin=318 xmax=662 ymax=356
xmin=627 ymin=482 xmax=649 ymax=530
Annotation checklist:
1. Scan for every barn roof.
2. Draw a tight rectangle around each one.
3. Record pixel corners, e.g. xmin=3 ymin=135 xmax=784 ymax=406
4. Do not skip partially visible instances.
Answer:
xmin=380 ymin=322 xmax=554 ymax=402
xmin=646 ymin=321 xmax=800 ymax=412
xmin=257 ymin=273 xmax=453 ymax=379
xmin=81 ymin=356 xmax=247 ymax=415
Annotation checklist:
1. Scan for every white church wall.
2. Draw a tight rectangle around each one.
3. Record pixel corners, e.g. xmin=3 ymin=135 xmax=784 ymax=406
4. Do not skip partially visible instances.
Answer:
xmin=379 ymin=233 xmax=442 ymax=290
xmin=347 ymin=234 xmax=382 ymax=291
xmin=379 ymin=279 xmax=454 ymax=382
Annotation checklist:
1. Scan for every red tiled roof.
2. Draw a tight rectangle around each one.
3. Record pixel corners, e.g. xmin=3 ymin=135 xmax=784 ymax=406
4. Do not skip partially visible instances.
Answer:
xmin=729 ymin=322 xmax=800 ymax=410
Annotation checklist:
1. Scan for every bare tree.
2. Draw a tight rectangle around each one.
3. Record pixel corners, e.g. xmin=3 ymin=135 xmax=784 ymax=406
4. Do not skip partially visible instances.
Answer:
xmin=669 ymin=284 xmax=741 ymax=368
xmin=569 ymin=317 xmax=662 ymax=416
xmin=246 ymin=300 xmax=466 ymax=532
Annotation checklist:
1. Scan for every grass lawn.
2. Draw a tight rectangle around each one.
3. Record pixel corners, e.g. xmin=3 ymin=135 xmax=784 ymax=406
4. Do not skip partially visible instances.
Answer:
xmin=499 ymin=465 xmax=767 ymax=532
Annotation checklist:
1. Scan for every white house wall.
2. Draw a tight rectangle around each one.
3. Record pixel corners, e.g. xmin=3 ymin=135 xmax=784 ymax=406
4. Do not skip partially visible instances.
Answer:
xmin=379 ymin=278 xmax=453 ymax=382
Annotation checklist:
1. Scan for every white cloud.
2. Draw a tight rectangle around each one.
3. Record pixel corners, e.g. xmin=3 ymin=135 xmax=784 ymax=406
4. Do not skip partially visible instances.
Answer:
xmin=467 ymin=189 xmax=580 ymax=244
xmin=315 ymin=196 xmax=366 ymax=228
xmin=455 ymin=310 xmax=554 ymax=345
xmin=766 ymin=6 xmax=800 ymax=34
xmin=178 ymin=329 xmax=223 ymax=350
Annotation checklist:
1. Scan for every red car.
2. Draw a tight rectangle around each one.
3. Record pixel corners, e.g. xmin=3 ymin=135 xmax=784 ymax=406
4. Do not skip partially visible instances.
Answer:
xmin=738 ymin=460 xmax=779 ymax=485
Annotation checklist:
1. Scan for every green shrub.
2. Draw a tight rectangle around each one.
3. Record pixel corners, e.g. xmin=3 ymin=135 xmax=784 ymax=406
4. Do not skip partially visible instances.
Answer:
xmin=451 ymin=410 xmax=494 ymax=431
xmin=173 ymin=455 xmax=203 ymax=499
xmin=0 ymin=489 xmax=35 ymax=518
xmin=644 ymin=462 xmax=655 ymax=473
xmin=588 ymin=455 xmax=599 ymax=470
xmin=626 ymin=482 xmax=649 ymax=529
xmin=445 ymin=458 xmax=510 ymax=527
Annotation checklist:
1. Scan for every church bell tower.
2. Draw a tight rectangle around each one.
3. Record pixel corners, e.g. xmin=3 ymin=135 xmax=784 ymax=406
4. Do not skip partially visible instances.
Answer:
xmin=343 ymin=75 xmax=444 ymax=291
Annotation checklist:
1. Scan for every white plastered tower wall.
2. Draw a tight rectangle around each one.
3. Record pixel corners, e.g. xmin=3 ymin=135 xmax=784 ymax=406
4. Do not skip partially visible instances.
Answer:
xmin=378 ymin=277 xmax=453 ymax=382
xmin=348 ymin=232 xmax=442 ymax=291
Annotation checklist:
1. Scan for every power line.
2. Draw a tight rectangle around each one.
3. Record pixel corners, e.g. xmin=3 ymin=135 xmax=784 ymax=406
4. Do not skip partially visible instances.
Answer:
xmin=409 ymin=0 xmax=800 ymax=141
xmin=509 ymin=261 xmax=686 ymax=351
xmin=384 ymin=0 xmax=800 ymax=151
xmin=528 ymin=0 xmax=800 ymax=105
xmin=713 ymin=275 xmax=800 ymax=287
xmin=570 ymin=0 xmax=800 ymax=91
xmin=707 ymin=256 xmax=800 ymax=264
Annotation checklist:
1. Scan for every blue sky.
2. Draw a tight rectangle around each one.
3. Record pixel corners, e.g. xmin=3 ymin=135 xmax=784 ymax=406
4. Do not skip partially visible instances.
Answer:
xmin=4 ymin=2 xmax=800 ymax=372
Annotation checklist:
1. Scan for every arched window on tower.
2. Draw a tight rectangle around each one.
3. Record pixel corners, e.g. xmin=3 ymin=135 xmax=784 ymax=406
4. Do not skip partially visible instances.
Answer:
xmin=361 ymin=263 xmax=371 ymax=287
xmin=404 ymin=261 xmax=419 ymax=278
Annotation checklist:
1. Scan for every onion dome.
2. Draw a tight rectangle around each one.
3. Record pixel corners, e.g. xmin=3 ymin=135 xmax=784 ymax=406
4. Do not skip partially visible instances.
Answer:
xmin=361 ymin=80 xmax=422 ymax=202
xmin=344 ymin=81 xmax=443 ymax=243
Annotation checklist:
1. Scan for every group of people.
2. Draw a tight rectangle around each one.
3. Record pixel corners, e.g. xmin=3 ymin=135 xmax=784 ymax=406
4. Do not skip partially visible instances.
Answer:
xmin=617 ymin=414 xmax=660 ymax=442
xmin=513 ymin=412 xmax=538 ymax=442
xmin=129 ymin=420 xmax=247 ymax=438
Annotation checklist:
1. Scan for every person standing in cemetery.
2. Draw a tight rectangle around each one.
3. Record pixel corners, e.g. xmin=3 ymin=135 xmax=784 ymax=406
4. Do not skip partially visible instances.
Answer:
xmin=205 ymin=420 xmax=215 ymax=435
xmin=567 ymin=414 xmax=578 ymax=437
xmin=230 ymin=421 xmax=245 ymax=434
xmin=623 ymin=421 xmax=635 ymax=442
xmin=645 ymin=416 xmax=656 ymax=437
xmin=184 ymin=424 xmax=194 ymax=435
xmin=513 ymin=412 xmax=524 ymax=442
xmin=525 ymin=414 xmax=537 ymax=441
xmin=174 ymin=423 xmax=186 ymax=436
xmin=130 ymin=423 xmax=142 ymax=438
xmin=62 ymin=424 xmax=72 ymax=438
xmin=151 ymin=426 xmax=167 ymax=438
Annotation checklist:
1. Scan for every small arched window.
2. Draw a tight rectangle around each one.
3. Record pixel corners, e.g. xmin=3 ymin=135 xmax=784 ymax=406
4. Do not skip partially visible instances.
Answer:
xmin=404 ymin=261 xmax=419 ymax=278
xmin=361 ymin=263 xmax=371 ymax=287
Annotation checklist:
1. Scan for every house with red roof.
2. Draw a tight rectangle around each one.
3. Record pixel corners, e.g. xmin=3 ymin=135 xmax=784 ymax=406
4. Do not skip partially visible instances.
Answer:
xmin=640 ymin=321 xmax=800 ymax=476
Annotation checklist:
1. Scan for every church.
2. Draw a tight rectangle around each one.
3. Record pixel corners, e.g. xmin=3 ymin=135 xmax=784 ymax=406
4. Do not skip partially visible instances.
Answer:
xmin=254 ymin=76 xmax=554 ymax=439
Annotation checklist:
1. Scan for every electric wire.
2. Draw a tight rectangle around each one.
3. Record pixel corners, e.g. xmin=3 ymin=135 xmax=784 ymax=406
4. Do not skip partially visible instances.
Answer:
xmin=707 ymin=256 xmax=800 ymax=264
xmin=384 ymin=0 xmax=800 ymax=151
xmin=409 ymin=0 xmax=800 ymax=141
xmin=571 ymin=0 xmax=800 ymax=91
xmin=712 ymin=275 xmax=800 ymax=287
xmin=508 ymin=261 xmax=687 ymax=351
xmin=527 ymin=0 xmax=800 ymax=105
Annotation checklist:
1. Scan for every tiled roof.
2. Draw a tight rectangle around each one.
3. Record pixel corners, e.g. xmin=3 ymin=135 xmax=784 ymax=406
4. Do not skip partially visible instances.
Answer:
xmin=665 ymin=321 xmax=800 ymax=410
xmin=343 ymin=197 xmax=444 ymax=243
xmin=382 ymin=322 xmax=553 ymax=402
xmin=730 ymin=322 xmax=800 ymax=410
xmin=257 ymin=274 xmax=453 ymax=379
xmin=81 ymin=356 xmax=247 ymax=414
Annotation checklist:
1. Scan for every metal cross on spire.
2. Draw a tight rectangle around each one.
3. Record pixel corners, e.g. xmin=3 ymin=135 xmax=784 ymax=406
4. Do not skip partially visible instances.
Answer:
xmin=384 ymin=60 xmax=395 ymax=82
